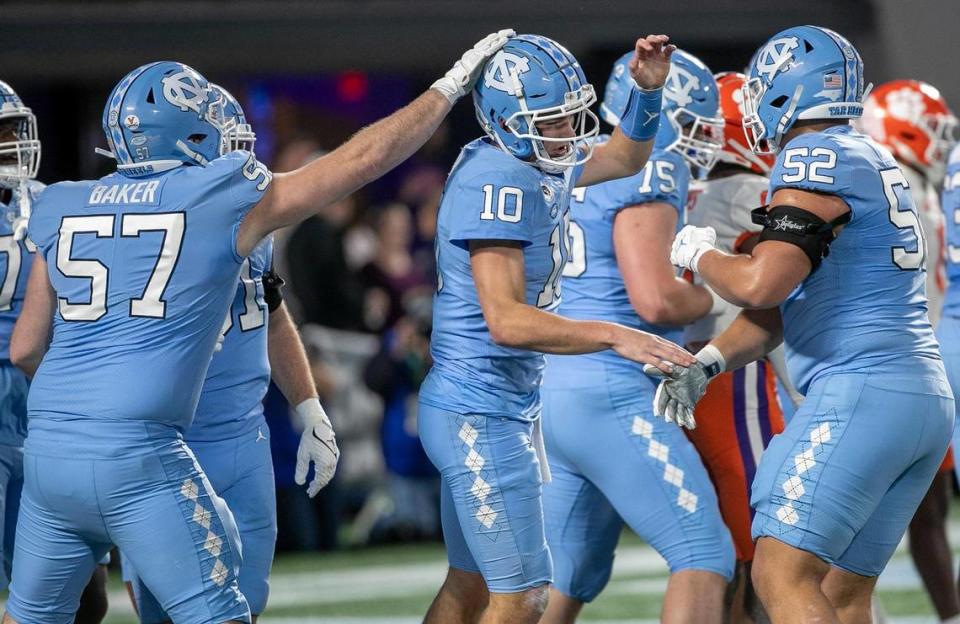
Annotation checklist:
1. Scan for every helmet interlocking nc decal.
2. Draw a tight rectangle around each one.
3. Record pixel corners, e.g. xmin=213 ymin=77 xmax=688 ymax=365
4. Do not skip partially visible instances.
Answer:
xmin=663 ymin=64 xmax=701 ymax=108
xmin=754 ymin=37 xmax=800 ymax=82
xmin=161 ymin=70 xmax=209 ymax=114
xmin=483 ymin=51 xmax=531 ymax=93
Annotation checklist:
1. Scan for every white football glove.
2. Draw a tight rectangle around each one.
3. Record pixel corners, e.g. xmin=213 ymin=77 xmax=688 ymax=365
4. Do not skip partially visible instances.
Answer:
xmin=644 ymin=345 xmax=725 ymax=429
xmin=670 ymin=225 xmax=717 ymax=273
xmin=431 ymin=29 xmax=516 ymax=104
xmin=294 ymin=398 xmax=340 ymax=497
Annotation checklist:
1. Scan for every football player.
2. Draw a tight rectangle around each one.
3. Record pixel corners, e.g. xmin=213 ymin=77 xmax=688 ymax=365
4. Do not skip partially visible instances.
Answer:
xmin=418 ymin=34 xmax=694 ymax=624
xmin=0 ymin=80 xmax=110 ymax=624
xmin=120 ymin=84 xmax=332 ymax=624
xmin=654 ymin=26 xmax=953 ymax=622
xmin=539 ymin=49 xmax=734 ymax=624
xmin=682 ymin=71 xmax=784 ymax=624
xmin=3 ymin=29 xmax=513 ymax=624
xmin=858 ymin=79 xmax=960 ymax=623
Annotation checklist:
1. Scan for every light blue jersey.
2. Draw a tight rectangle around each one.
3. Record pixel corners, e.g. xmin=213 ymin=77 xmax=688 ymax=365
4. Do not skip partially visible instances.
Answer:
xmin=188 ymin=238 xmax=273 ymax=442
xmin=420 ymin=138 xmax=580 ymax=421
xmin=770 ymin=125 xmax=941 ymax=394
xmin=547 ymin=143 xmax=688 ymax=384
xmin=540 ymin=143 xmax=733 ymax=598
xmin=942 ymin=147 xmax=960 ymax=317
xmin=751 ymin=125 xmax=952 ymax=576
xmin=0 ymin=181 xmax=42 ymax=449
xmin=0 ymin=182 xmax=42 ymax=363
xmin=26 ymin=150 xmax=270 ymax=438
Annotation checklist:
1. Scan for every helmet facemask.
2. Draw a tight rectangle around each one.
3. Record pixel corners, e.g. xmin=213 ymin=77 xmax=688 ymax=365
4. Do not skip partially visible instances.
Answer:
xmin=0 ymin=110 xmax=40 ymax=188
xmin=220 ymin=118 xmax=256 ymax=155
xmin=489 ymin=82 xmax=600 ymax=174
xmin=665 ymin=107 xmax=723 ymax=177
xmin=742 ymin=77 xmax=776 ymax=155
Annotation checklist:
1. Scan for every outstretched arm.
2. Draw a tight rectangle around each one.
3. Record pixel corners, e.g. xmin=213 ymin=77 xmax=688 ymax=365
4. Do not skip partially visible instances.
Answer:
xmin=10 ymin=256 xmax=55 ymax=378
xmin=236 ymin=30 xmax=514 ymax=257
xmin=470 ymin=240 xmax=695 ymax=372
xmin=672 ymin=188 xmax=850 ymax=308
xmin=267 ymin=303 xmax=339 ymax=498
xmin=650 ymin=306 xmax=783 ymax=429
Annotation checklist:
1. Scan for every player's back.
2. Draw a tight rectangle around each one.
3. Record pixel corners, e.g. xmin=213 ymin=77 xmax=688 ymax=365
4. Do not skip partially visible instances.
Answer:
xmin=546 ymin=145 xmax=688 ymax=390
xmin=772 ymin=125 xmax=941 ymax=393
xmin=421 ymin=138 xmax=574 ymax=421
xmin=27 ymin=151 xmax=269 ymax=446
xmin=188 ymin=237 xmax=273 ymax=442
xmin=684 ymin=172 xmax=767 ymax=345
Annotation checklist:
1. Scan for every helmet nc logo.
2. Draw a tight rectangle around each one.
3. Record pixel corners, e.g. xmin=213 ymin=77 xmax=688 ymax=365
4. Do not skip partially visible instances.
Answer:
xmin=162 ymin=71 xmax=208 ymax=114
xmin=484 ymin=51 xmax=531 ymax=94
xmin=664 ymin=66 xmax=700 ymax=108
xmin=755 ymin=37 xmax=799 ymax=81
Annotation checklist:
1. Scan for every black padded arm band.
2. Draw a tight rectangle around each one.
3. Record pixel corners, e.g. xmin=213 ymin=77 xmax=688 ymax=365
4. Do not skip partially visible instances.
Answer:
xmin=262 ymin=270 xmax=285 ymax=313
xmin=750 ymin=204 xmax=850 ymax=271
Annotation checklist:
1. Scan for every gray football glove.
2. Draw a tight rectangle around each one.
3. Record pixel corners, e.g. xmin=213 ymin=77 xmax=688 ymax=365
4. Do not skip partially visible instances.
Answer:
xmin=644 ymin=345 xmax=725 ymax=429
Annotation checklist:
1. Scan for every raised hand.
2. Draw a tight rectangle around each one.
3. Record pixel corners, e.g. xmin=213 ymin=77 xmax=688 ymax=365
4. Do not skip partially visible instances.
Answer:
xmin=628 ymin=34 xmax=677 ymax=90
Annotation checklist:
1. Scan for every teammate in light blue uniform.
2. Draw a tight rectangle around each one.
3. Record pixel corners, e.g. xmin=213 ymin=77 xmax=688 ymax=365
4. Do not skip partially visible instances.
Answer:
xmin=942 ymin=146 xmax=960 ymax=487
xmin=0 ymin=81 xmax=42 ymax=593
xmin=540 ymin=50 xmax=734 ymax=623
xmin=657 ymin=26 xmax=954 ymax=622
xmin=418 ymin=34 xmax=696 ymax=624
xmin=122 ymin=85 xmax=329 ymax=623
xmin=5 ymin=30 xmax=514 ymax=623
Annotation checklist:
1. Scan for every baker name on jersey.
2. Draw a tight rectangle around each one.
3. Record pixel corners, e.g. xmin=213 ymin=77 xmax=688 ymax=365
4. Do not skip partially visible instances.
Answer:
xmin=88 ymin=180 xmax=162 ymax=205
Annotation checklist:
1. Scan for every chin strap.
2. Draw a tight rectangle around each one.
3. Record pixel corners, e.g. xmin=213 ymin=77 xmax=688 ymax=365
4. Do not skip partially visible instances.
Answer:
xmin=176 ymin=140 xmax=210 ymax=166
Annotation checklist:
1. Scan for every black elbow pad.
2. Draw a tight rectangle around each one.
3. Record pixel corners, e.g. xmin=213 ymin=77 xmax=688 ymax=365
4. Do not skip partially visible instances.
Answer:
xmin=751 ymin=204 xmax=850 ymax=271
xmin=262 ymin=270 xmax=285 ymax=313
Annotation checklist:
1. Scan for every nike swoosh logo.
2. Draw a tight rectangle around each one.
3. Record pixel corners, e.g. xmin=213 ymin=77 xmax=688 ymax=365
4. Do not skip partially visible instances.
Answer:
xmin=312 ymin=430 xmax=338 ymax=456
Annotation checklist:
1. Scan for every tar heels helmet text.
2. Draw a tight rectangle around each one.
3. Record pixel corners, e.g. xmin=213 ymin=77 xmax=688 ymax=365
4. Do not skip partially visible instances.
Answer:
xmin=100 ymin=61 xmax=225 ymax=176
xmin=743 ymin=25 xmax=868 ymax=154
xmin=473 ymin=34 xmax=599 ymax=173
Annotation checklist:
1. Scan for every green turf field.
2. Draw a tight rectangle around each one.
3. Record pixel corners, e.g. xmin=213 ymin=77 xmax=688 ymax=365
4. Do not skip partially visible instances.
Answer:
xmin=85 ymin=526 xmax=958 ymax=623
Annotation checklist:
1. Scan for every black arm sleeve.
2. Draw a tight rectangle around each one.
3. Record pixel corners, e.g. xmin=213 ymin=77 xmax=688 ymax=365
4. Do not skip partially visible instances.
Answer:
xmin=751 ymin=205 xmax=850 ymax=271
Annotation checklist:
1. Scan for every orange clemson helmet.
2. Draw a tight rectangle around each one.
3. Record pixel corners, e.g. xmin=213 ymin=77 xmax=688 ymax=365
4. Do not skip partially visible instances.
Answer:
xmin=714 ymin=71 xmax=774 ymax=175
xmin=858 ymin=79 xmax=958 ymax=183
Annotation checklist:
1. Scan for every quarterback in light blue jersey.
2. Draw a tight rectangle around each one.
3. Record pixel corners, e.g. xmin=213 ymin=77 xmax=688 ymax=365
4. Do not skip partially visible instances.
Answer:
xmin=656 ymin=26 xmax=953 ymax=622
xmin=5 ymin=29 xmax=515 ymax=624
xmin=418 ymin=34 xmax=697 ymax=624
xmin=540 ymin=49 xmax=734 ymax=624
xmin=121 ymin=85 xmax=334 ymax=624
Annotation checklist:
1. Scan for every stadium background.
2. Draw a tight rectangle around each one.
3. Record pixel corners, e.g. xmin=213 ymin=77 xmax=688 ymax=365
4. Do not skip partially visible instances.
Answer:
xmin=1 ymin=1 xmax=959 ymax=621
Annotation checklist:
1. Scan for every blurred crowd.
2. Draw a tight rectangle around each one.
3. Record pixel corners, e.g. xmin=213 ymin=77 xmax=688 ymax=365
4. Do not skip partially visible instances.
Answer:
xmin=264 ymin=123 xmax=452 ymax=553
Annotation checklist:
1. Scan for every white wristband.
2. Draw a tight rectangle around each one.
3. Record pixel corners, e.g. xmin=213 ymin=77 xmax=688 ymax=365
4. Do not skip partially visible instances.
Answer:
xmin=696 ymin=344 xmax=726 ymax=379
